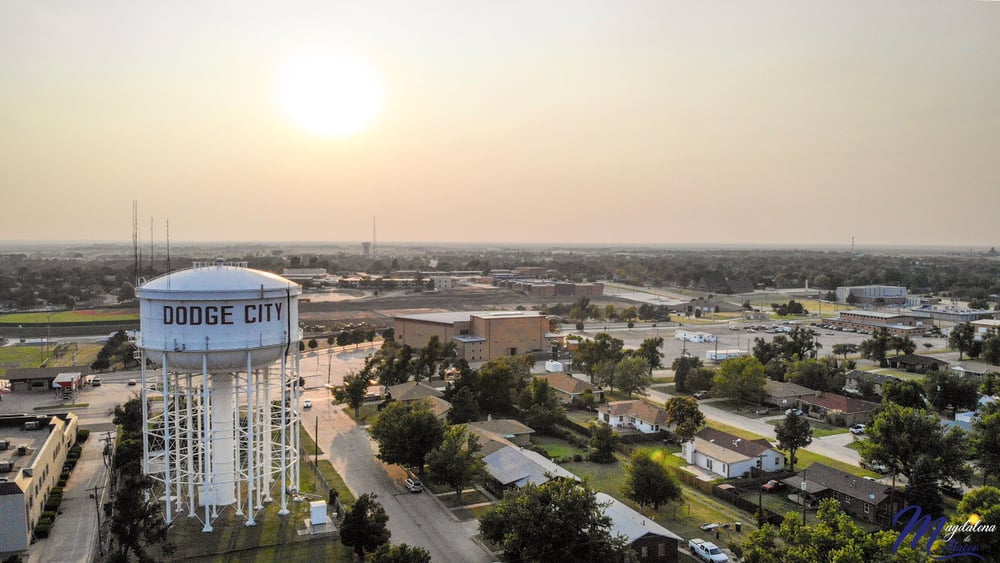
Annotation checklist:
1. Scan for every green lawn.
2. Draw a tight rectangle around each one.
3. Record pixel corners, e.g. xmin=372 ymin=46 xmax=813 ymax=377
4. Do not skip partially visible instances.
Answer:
xmin=160 ymin=458 xmax=348 ymax=561
xmin=0 ymin=309 xmax=139 ymax=324
xmin=342 ymin=403 xmax=379 ymax=425
xmin=706 ymin=420 xmax=768 ymax=440
xmin=299 ymin=426 xmax=323 ymax=456
xmin=765 ymin=418 xmax=849 ymax=438
xmin=317 ymin=459 xmax=354 ymax=505
xmin=711 ymin=399 xmax=781 ymax=419
xmin=0 ymin=345 xmax=45 ymax=376
xmin=531 ymin=435 xmax=589 ymax=460
xmin=564 ymin=459 xmax=754 ymax=550
xmin=437 ymin=489 xmax=491 ymax=508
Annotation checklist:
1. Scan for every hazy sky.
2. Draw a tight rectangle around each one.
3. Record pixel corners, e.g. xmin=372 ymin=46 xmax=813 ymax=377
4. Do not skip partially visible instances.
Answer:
xmin=2 ymin=1 xmax=999 ymax=247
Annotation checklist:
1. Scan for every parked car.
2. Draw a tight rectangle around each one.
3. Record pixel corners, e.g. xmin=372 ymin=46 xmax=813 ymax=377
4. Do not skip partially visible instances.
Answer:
xmin=693 ymin=391 xmax=710 ymax=399
xmin=127 ymin=379 xmax=137 ymax=386
xmin=850 ymin=424 xmax=865 ymax=435
xmin=689 ymin=538 xmax=729 ymax=562
xmin=761 ymin=479 xmax=785 ymax=492
xmin=785 ymin=408 xmax=804 ymax=416
xmin=861 ymin=460 xmax=890 ymax=474
xmin=404 ymin=478 xmax=423 ymax=493
xmin=91 ymin=377 xmax=102 ymax=387
xmin=303 ymin=399 xmax=312 ymax=409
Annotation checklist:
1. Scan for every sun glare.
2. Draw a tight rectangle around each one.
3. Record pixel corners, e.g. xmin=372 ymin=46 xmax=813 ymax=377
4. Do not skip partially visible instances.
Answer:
xmin=276 ymin=49 xmax=384 ymax=138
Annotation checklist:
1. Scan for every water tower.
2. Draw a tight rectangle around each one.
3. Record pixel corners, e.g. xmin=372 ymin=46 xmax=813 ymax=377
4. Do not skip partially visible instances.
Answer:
xmin=136 ymin=260 xmax=303 ymax=532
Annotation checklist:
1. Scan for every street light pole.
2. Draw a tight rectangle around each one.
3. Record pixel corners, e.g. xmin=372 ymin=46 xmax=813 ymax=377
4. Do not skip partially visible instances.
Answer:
xmin=87 ymin=484 xmax=105 ymax=555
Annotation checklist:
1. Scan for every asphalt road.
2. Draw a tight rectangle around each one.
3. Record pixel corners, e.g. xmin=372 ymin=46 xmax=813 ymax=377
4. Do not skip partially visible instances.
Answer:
xmin=299 ymin=349 xmax=493 ymax=563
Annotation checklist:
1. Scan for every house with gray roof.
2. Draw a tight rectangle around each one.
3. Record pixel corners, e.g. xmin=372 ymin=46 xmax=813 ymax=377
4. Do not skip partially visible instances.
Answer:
xmin=481 ymin=445 xmax=577 ymax=497
xmin=780 ymin=462 xmax=898 ymax=525
xmin=597 ymin=493 xmax=682 ymax=563
xmin=763 ymin=380 xmax=818 ymax=408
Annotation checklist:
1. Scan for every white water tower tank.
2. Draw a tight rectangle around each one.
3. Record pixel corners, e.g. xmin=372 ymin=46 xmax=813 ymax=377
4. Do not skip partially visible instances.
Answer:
xmin=139 ymin=259 xmax=301 ymax=371
xmin=136 ymin=260 xmax=303 ymax=532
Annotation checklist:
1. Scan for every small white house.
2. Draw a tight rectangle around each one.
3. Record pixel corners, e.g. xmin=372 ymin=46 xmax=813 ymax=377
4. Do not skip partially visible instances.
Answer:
xmin=598 ymin=400 xmax=668 ymax=434
xmin=683 ymin=427 xmax=784 ymax=478
xmin=706 ymin=349 xmax=748 ymax=362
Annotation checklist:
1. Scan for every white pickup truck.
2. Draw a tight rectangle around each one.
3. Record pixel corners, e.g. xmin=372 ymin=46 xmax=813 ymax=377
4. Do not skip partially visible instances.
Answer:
xmin=689 ymin=538 xmax=729 ymax=562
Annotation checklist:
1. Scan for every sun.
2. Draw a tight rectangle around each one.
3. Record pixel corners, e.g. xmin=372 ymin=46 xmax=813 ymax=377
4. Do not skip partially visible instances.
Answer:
xmin=275 ymin=49 xmax=385 ymax=138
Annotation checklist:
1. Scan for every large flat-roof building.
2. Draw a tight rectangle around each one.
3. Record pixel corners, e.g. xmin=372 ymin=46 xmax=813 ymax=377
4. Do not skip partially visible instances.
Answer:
xmin=829 ymin=310 xmax=929 ymax=336
xmin=0 ymin=413 xmax=78 ymax=553
xmin=394 ymin=311 xmax=559 ymax=362
xmin=835 ymin=285 xmax=907 ymax=305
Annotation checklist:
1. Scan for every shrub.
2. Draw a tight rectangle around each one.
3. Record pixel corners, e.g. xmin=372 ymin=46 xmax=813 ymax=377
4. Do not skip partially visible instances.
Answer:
xmin=34 ymin=523 xmax=51 ymax=539
xmin=77 ymin=429 xmax=90 ymax=443
xmin=573 ymin=454 xmax=583 ymax=462
xmin=57 ymin=479 xmax=67 ymax=488
xmin=60 ymin=471 xmax=70 ymax=481
xmin=50 ymin=487 xmax=63 ymax=496
xmin=41 ymin=511 xmax=56 ymax=521
xmin=65 ymin=459 xmax=77 ymax=470
xmin=67 ymin=452 xmax=79 ymax=461
xmin=38 ymin=516 xmax=53 ymax=526
xmin=44 ymin=499 xmax=61 ymax=512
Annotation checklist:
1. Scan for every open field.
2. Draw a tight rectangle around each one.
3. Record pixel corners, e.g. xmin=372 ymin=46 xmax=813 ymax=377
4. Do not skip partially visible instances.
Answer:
xmin=530 ymin=435 xmax=588 ymax=460
xmin=0 ymin=309 xmax=139 ymax=324
xmin=0 ymin=345 xmax=44 ymax=375
xmin=765 ymin=418 xmax=849 ymax=438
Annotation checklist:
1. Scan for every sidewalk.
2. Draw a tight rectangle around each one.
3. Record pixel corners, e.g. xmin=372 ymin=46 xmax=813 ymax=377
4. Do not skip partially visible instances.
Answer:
xmin=26 ymin=428 xmax=110 ymax=563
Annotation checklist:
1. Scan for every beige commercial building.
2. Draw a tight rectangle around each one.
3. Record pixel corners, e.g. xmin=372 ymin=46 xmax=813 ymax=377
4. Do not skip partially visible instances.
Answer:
xmin=394 ymin=311 xmax=559 ymax=362
xmin=0 ymin=413 xmax=79 ymax=553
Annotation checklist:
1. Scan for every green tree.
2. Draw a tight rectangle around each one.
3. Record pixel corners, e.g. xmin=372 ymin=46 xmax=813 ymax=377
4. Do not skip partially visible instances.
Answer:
xmin=948 ymin=322 xmax=976 ymax=360
xmin=573 ymin=333 xmax=625 ymax=378
xmin=890 ymin=335 xmax=917 ymax=357
xmin=924 ymin=370 xmax=979 ymax=412
xmin=635 ymin=337 xmax=664 ymax=374
xmin=615 ymin=356 xmax=652 ymax=398
xmin=740 ymin=498 xmax=929 ymax=563
xmin=712 ymin=356 xmax=767 ymax=403
xmin=110 ymin=474 xmax=175 ymax=562
xmin=588 ymin=422 xmax=619 ymax=464
xmin=623 ymin=450 xmax=682 ymax=510
xmin=446 ymin=386 xmax=479 ymax=424
xmin=671 ymin=355 xmax=703 ymax=393
xmin=857 ymin=403 xmax=970 ymax=493
xmin=521 ymin=378 xmax=565 ymax=432
xmin=593 ymin=359 xmax=618 ymax=393
xmin=370 ymin=544 xmax=431 ymax=563
xmin=951 ymin=487 xmax=1000 ymax=558
xmin=342 ymin=370 xmax=369 ymax=419
xmin=982 ymin=329 xmax=1000 ymax=365
xmin=117 ymin=281 xmax=136 ymax=302
xmin=308 ymin=338 xmax=318 ymax=350
xmin=860 ymin=328 xmax=892 ymax=367
xmin=477 ymin=359 xmax=521 ymax=415
xmin=881 ymin=380 xmax=926 ymax=409
xmin=340 ymin=493 xmax=391 ymax=559
xmin=686 ymin=367 xmax=716 ymax=392
xmin=663 ymin=396 xmax=705 ymax=442
xmin=832 ymin=343 xmax=859 ymax=359
xmin=479 ymin=479 xmax=631 ymax=562
xmin=774 ymin=411 xmax=812 ymax=472
xmin=370 ymin=401 xmax=445 ymax=474
xmin=426 ymin=425 xmax=485 ymax=500
xmin=972 ymin=406 xmax=1000 ymax=485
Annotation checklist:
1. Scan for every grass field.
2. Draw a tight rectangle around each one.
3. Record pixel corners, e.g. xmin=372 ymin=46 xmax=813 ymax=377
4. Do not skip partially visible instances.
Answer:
xmin=0 ymin=309 xmax=139 ymax=324
xmin=530 ymin=435 xmax=589 ymax=460
xmin=161 ymin=456 xmax=350 ymax=562
xmin=563 ymin=457 xmax=753 ymax=549
xmin=0 ymin=342 xmax=103 ymax=377
xmin=765 ymin=418 xmax=849 ymax=438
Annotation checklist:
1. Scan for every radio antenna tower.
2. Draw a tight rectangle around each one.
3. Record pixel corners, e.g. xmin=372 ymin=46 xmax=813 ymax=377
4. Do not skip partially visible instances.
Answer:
xmin=150 ymin=217 xmax=155 ymax=274
xmin=372 ymin=215 xmax=377 ymax=259
xmin=166 ymin=219 xmax=171 ymax=272
xmin=132 ymin=201 xmax=140 ymax=282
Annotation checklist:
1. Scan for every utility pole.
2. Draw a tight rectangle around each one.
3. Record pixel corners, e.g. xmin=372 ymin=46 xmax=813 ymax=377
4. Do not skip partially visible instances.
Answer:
xmin=801 ymin=467 xmax=808 ymax=525
xmin=87 ymin=484 xmax=106 ymax=555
